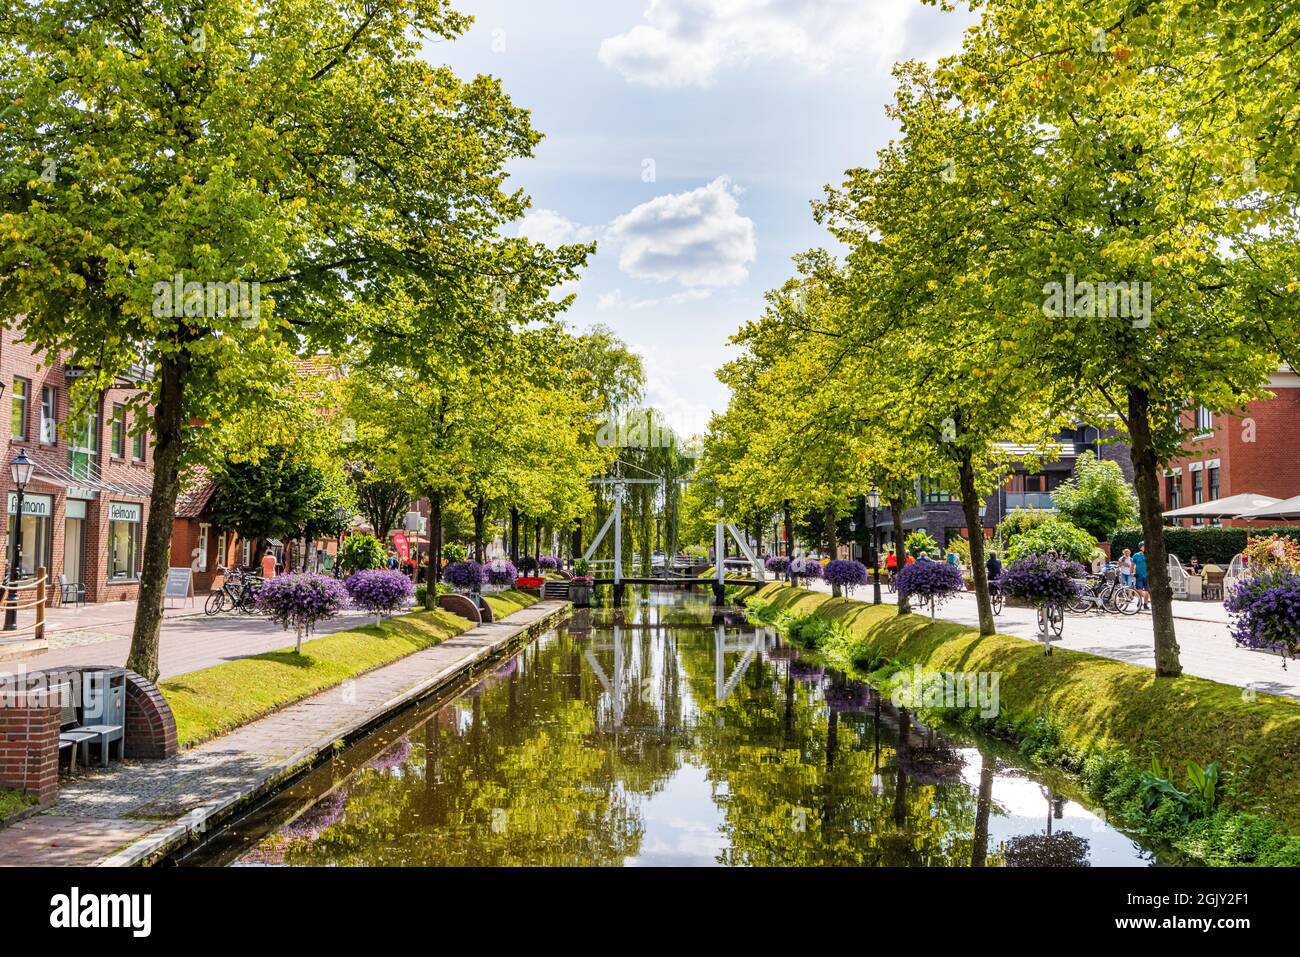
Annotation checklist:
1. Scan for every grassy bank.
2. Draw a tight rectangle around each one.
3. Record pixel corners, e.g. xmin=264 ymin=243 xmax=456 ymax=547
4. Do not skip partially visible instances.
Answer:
xmin=0 ymin=787 xmax=36 ymax=825
xmin=483 ymin=588 xmax=540 ymax=619
xmin=747 ymin=583 xmax=1300 ymax=864
xmin=162 ymin=608 xmax=472 ymax=748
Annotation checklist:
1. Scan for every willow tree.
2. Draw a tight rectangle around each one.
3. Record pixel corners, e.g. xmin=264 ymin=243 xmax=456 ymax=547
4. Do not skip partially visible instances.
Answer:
xmin=0 ymin=0 xmax=584 ymax=680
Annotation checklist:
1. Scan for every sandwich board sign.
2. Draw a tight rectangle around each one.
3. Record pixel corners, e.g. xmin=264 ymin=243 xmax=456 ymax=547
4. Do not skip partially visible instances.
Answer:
xmin=165 ymin=566 xmax=195 ymax=607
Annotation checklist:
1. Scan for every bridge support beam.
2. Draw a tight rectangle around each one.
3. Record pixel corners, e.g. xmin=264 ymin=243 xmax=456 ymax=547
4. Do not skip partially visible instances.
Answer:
xmin=712 ymin=581 xmax=725 ymax=606
xmin=613 ymin=582 xmax=625 ymax=607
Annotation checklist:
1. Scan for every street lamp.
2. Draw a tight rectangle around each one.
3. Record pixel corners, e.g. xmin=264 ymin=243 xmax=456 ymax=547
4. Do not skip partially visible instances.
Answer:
xmin=867 ymin=486 xmax=882 ymax=605
xmin=4 ymin=449 xmax=34 ymax=630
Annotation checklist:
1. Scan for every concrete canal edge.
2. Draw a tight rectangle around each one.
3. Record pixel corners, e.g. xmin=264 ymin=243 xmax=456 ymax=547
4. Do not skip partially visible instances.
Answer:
xmin=97 ymin=600 xmax=573 ymax=867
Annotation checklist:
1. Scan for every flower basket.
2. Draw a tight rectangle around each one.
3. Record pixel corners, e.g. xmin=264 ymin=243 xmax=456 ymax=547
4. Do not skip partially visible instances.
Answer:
xmin=1225 ymin=568 xmax=1300 ymax=660
xmin=443 ymin=560 xmax=486 ymax=593
xmin=895 ymin=561 xmax=965 ymax=621
xmin=344 ymin=569 xmax=414 ymax=626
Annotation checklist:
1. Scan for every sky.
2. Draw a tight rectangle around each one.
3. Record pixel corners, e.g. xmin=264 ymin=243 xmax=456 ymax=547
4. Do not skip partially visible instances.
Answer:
xmin=427 ymin=0 xmax=978 ymax=435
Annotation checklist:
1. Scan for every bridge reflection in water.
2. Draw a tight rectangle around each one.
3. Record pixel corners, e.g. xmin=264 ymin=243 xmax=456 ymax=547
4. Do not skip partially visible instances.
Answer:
xmin=193 ymin=594 xmax=1161 ymax=867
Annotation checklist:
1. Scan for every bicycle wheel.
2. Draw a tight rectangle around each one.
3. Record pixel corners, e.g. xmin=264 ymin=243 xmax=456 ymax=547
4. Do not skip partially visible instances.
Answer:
xmin=1109 ymin=584 xmax=1141 ymax=616
xmin=1048 ymin=602 xmax=1064 ymax=637
xmin=991 ymin=589 xmax=1004 ymax=616
xmin=1065 ymin=590 xmax=1093 ymax=614
xmin=204 ymin=590 xmax=226 ymax=616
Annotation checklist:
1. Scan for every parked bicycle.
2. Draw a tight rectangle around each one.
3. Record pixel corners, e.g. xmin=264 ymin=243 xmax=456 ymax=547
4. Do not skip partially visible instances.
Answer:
xmin=1066 ymin=569 xmax=1140 ymax=616
xmin=204 ymin=566 xmax=265 ymax=616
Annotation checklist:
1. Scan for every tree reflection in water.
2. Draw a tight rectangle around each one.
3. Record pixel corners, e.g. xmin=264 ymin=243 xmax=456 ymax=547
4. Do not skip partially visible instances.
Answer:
xmin=229 ymin=597 xmax=1136 ymax=867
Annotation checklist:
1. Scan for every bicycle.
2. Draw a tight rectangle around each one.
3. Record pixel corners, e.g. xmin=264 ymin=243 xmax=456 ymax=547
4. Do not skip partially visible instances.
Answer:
xmin=990 ymin=578 xmax=1004 ymax=616
xmin=1036 ymin=600 xmax=1064 ymax=640
xmin=1066 ymin=570 xmax=1140 ymax=616
xmin=205 ymin=567 xmax=264 ymax=616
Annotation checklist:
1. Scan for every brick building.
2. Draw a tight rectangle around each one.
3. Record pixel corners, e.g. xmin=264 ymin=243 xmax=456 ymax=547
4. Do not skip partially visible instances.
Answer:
xmin=1 ymin=329 xmax=155 ymax=603
xmin=1160 ymin=367 xmax=1300 ymax=527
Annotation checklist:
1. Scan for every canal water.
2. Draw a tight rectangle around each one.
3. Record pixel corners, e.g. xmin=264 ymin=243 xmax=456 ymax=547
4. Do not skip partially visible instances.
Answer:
xmin=185 ymin=594 xmax=1161 ymax=866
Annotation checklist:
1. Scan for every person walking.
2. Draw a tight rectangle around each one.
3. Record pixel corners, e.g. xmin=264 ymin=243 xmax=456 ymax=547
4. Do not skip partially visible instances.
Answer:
xmin=261 ymin=548 xmax=278 ymax=581
xmin=1133 ymin=542 xmax=1150 ymax=611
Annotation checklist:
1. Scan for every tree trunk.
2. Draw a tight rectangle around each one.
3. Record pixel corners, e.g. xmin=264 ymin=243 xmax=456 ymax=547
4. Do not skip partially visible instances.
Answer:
xmin=509 ymin=507 xmax=519 ymax=564
xmin=127 ymin=354 xmax=188 ymax=682
xmin=783 ymin=500 xmax=793 ymax=560
xmin=958 ymin=452 xmax=995 ymax=636
xmin=426 ymin=492 xmax=442 ymax=608
xmin=825 ymin=505 xmax=841 ymax=597
xmin=890 ymin=498 xmax=910 ymax=615
xmin=472 ymin=499 xmax=485 ymax=563
xmin=972 ymin=753 xmax=994 ymax=867
xmin=1128 ymin=387 xmax=1182 ymax=677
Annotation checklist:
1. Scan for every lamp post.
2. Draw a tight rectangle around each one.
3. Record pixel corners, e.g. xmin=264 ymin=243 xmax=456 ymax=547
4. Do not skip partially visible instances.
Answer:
xmin=4 ymin=449 xmax=34 ymax=630
xmin=868 ymin=485 xmax=882 ymax=605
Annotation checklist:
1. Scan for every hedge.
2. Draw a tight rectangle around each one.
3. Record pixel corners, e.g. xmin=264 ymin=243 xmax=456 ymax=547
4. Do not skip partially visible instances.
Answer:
xmin=1112 ymin=525 xmax=1300 ymax=566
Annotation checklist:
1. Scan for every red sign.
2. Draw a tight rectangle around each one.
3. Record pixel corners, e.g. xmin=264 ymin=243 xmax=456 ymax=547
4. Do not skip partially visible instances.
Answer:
xmin=392 ymin=533 xmax=410 ymax=562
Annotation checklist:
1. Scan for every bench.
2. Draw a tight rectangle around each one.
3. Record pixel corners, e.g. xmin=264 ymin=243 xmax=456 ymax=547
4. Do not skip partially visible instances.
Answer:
xmin=57 ymin=670 xmax=126 ymax=773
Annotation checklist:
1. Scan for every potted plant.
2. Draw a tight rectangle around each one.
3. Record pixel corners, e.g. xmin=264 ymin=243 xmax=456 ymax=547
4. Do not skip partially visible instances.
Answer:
xmin=895 ymin=560 xmax=965 ymax=622
xmin=789 ymin=557 xmax=823 ymax=584
xmin=485 ymin=559 xmax=519 ymax=591
xmin=344 ymin=568 xmax=415 ymax=627
xmin=256 ymin=572 xmax=349 ymax=654
xmin=444 ymin=560 xmax=486 ymax=595
xmin=570 ymin=558 xmax=594 ymax=607
xmin=1225 ymin=538 xmax=1300 ymax=661
xmin=765 ymin=554 xmax=790 ymax=581
xmin=824 ymin=559 xmax=869 ymax=597
xmin=1000 ymin=554 xmax=1085 ymax=652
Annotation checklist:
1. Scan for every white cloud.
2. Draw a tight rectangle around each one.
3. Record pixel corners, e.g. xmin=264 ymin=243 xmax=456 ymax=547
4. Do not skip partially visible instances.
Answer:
xmin=598 ymin=0 xmax=915 ymax=88
xmin=597 ymin=287 xmax=714 ymax=311
xmin=517 ymin=208 xmax=597 ymax=246
xmin=605 ymin=176 xmax=756 ymax=287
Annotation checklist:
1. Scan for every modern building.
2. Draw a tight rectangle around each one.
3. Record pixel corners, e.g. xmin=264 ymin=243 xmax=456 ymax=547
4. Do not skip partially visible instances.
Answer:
xmin=1 ymin=330 xmax=155 ymax=602
xmin=1160 ymin=367 xmax=1300 ymax=527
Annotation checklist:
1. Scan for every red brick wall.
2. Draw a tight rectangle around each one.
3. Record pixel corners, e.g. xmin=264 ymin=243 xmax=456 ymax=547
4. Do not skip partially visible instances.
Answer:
xmin=0 ymin=684 xmax=65 ymax=803
xmin=1162 ymin=381 xmax=1300 ymax=527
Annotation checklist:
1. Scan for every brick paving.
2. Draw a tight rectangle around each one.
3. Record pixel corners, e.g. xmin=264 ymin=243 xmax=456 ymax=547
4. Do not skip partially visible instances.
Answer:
xmin=0 ymin=600 xmax=567 ymax=867
xmin=4 ymin=606 xmax=374 ymax=680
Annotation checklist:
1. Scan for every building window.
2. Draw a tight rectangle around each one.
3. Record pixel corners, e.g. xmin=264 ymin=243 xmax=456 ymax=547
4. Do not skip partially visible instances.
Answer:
xmin=920 ymin=477 xmax=952 ymax=504
xmin=1196 ymin=406 xmax=1214 ymax=433
xmin=1166 ymin=474 xmax=1182 ymax=512
xmin=107 ymin=501 xmax=142 ymax=580
xmin=1208 ymin=466 xmax=1220 ymax=501
xmin=40 ymin=386 xmax=56 ymax=444
xmin=111 ymin=404 xmax=126 ymax=457
xmin=132 ymin=417 xmax=145 ymax=460
xmin=68 ymin=409 xmax=100 ymax=481
xmin=196 ymin=523 xmax=209 ymax=573
xmin=10 ymin=378 xmax=28 ymax=440
xmin=241 ymin=538 xmax=252 ymax=568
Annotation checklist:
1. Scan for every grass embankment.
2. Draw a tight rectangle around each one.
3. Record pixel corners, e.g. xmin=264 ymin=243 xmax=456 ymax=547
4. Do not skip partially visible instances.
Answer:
xmin=0 ymin=787 xmax=37 ymax=824
xmin=161 ymin=608 xmax=472 ymax=748
xmin=483 ymin=588 xmax=540 ymax=619
xmin=748 ymin=583 xmax=1300 ymax=864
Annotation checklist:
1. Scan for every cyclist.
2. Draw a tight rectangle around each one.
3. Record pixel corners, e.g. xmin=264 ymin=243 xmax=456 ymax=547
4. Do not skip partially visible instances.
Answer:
xmin=986 ymin=552 xmax=1002 ymax=582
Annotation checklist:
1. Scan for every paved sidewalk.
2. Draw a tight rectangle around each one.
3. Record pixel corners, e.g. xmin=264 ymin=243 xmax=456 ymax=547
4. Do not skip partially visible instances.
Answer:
xmin=0 ymin=600 xmax=567 ymax=867
xmin=797 ymin=579 xmax=1299 ymax=699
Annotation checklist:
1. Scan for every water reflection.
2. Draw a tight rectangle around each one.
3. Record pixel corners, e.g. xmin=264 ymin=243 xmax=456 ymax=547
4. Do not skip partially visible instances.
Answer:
xmin=216 ymin=596 xmax=1156 ymax=867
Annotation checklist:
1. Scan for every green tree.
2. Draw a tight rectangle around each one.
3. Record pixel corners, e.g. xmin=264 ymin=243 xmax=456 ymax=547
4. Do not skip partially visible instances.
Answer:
xmin=1052 ymin=451 xmax=1138 ymax=542
xmin=210 ymin=446 xmax=331 ymax=560
xmin=0 ymin=0 xmax=584 ymax=680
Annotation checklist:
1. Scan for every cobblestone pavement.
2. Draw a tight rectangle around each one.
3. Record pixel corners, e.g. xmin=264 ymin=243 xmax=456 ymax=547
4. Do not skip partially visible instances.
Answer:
xmin=0 ymin=600 xmax=567 ymax=867
xmin=797 ymin=579 xmax=1298 ymax=699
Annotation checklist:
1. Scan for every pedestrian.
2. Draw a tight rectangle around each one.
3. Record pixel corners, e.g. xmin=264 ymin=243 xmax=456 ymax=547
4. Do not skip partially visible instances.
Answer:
xmin=261 ymin=548 xmax=277 ymax=581
xmin=1134 ymin=541 xmax=1150 ymax=610
xmin=945 ymin=548 xmax=960 ymax=568
xmin=1118 ymin=548 xmax=1134 ymax=587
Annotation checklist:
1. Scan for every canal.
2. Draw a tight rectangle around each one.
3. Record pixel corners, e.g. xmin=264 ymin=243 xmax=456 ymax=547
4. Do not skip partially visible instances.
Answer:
xmin=183 ymin=593 xmax=1162 ymax=866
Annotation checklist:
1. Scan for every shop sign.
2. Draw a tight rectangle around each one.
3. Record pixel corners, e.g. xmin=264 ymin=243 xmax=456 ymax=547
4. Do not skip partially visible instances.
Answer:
xmin=7 ymin=493 xmax=53 ymax=517
xmin=109 ymin=501 xmax=142 ymax=523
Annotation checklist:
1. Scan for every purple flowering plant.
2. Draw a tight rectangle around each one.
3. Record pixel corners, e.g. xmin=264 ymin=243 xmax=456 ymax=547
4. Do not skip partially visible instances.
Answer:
xmin=485 ymin=559 xmax=519 ymax=587
xmin=345 ymin=568 xmax=414 ymax=624
xmin=790 ymin=557 xmax=823 ymax=579
xmin=896 ymin=560 xmax=965 ymax=620
xmin=517 ymin=556 xmax=539 ymax=573
xmin=444 ymin=560 xmax=486 ymax=592
xmin=257 ymin=572 xmax=350 ymax=653
xmin=825 ymin=559 xmax=869 ymax=594
xmin=1225 ymin=569 xmax=1300 ymax=657
xmin=765 ymin=555 xmax=790 ymax=574
xmin=999 ymin=555 xmax=1086 ymax=606
xmin=539 ymin=555 xmax=559 ymax=570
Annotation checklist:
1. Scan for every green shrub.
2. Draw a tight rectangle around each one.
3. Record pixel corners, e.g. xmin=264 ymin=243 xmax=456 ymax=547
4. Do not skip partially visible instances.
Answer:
xmin=442 ymin=542 xmax=468 ymax=563
xmin=1112 ymin=525 xmax=1300 ymax=566
xmin=1005 ymin=519 xmax=1099 ymax=565
xmin=338 ymin=534 xmax=386 ymax=574
xmin=905 ymin=530 xmax=938 ymax=557
xmin=997 ymin=508 xmax=1057 ymax=545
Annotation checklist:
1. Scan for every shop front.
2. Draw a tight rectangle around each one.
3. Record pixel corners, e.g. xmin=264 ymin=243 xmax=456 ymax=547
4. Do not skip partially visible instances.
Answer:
xmin=6 ymin=491 xmax=54 ymax=579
